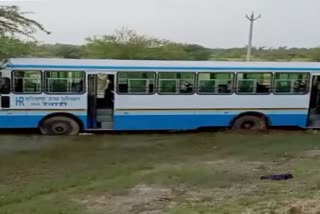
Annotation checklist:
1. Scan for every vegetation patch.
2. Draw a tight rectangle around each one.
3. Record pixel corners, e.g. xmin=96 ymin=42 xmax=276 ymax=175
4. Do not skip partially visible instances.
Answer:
xmin=278 ymin=199 xmax=320 ymax=214
xmin=1 ymin=132 xmax=320 ymax=213
xmin=75 ymin=185 xmax=176 ymax=214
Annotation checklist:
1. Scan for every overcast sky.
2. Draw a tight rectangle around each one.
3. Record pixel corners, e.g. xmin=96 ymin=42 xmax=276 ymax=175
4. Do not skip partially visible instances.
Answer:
xmin=2 ymin=0 xmax=320 ymax=48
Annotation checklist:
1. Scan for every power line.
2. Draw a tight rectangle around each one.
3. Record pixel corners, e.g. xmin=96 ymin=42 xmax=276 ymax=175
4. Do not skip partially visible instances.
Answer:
xmin=246 ymin=12 xmax=261 ymax=61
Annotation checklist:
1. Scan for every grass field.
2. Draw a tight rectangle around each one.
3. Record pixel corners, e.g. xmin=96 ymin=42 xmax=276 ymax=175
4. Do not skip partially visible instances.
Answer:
xmin=1 ymin=131 xmax=320 ymax=214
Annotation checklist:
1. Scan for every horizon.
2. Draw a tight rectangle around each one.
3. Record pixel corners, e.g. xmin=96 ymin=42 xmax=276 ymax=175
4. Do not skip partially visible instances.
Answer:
xmin=2 ymin=0 xmax=320 ymax=49
xmin=37 ymin=42 xmax=320 ymax=50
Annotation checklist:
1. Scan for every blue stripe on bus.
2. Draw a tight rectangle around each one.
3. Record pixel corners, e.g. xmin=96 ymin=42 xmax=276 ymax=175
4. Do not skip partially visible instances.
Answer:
xmin=113 ymin=114 xmax=308 ymax=130
xmin=0 ymin=111 xmax=308 ymax=130
xmin=114 ymin=109 xmax=308 ymax=116
xmin=6 ymin=64 xmax=320 ymax=71
xmin=0 ymin=115 xmax=87 ymax=129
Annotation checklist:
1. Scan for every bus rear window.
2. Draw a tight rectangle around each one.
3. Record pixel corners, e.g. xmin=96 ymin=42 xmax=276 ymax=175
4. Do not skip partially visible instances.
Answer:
xmin=117 ymin=72 xmax=155 ymax=94
xmin=13 ymin=70 xmax=42 ymax=93
xmin=45 ymin=71 xmax=85 ymax=94
xmin=198 ymin=72 xmax=233 ymax=94
xmin=158 ymin=72 xmax=195 ymax=94
xmin=274 ymin=73 xmax=309 ymax=94
xmin=236 ymin=73 xmax=272 ymax=94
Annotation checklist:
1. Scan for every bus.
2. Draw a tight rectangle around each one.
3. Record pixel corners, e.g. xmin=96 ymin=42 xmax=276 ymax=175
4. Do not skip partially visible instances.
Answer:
xmin=0 ymin=57 xmax=319 ymax=135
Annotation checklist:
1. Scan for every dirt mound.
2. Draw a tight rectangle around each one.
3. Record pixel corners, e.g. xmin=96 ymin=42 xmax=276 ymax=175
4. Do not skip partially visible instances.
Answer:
xmin=280 ymin=199 xmax=320 ymax=214
xmin=76 ymin=185 xmax=177 ymax=214
xmin=302 ymin=150 xmax=320 ymax=158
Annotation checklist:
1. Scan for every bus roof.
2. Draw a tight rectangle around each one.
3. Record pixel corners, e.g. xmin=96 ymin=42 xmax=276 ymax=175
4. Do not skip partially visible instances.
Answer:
xmin=3 ymin=58 xmax=320 ymax=72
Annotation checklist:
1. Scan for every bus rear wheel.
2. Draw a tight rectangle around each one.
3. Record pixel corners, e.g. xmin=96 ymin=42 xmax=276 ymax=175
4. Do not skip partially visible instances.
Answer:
xmin=232 ymin=115 xmax=267 ymax=130
xmin=39 ymin=116 xmax=80 ymax=136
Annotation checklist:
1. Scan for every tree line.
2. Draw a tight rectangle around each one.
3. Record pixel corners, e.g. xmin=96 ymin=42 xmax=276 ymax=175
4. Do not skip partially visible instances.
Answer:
xmin=1 ymin=5 xmax=320 ymax=62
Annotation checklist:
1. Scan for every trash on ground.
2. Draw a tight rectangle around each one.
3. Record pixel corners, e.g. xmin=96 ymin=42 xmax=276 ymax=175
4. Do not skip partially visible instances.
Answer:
xmin=260 ymin=173 xmax=293 ymax=181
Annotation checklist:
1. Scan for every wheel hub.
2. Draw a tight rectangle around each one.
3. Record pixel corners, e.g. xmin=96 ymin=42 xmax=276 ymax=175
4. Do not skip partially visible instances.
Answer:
xmin=52 ymin=123 xmax=68 ymax=134
xmin=243 ymin=122 xmax=254 ymax=129
xmin=39 ymin=116 xmax=80 ymax=136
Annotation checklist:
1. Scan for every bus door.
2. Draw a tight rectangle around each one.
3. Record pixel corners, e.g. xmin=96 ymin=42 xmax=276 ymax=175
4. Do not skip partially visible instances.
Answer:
xmin=307 ymin=75 xmax=320 ymax=127
xmin=87 ymin=74 xmax=97 ymax=129
xmin=309 ymin=75 xmax=320 ymax=114
xmin=87 ymin=73 xmax=115 ymax=130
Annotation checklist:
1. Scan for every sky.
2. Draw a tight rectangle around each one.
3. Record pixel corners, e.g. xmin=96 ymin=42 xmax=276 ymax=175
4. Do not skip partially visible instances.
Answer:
xmin=1 ymin=0 xmax=320 ymax=48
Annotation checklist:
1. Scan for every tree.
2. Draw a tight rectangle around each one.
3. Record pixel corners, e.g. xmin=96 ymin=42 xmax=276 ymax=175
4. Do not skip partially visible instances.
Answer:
xmin=183 ymin=44 xmax=212 ymax=60
xmin=308 ymin=48 xmax=320 ymax=62
xmin=33 ymin=44 xmax=82 ymax=59
xmin=0 ymin=5 xmax=50 ymax=60
xmin=81 ymin=28 xmax=211 ymax=60
xmin=0 ymin=37 xmax=37 ymax=60
xmin=0 ymin=5 xmax=50 ymax=39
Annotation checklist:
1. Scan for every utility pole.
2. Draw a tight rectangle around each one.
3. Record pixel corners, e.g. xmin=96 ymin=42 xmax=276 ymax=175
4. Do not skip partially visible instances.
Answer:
xmin=246 ymin=12 xmax=261 ymax=61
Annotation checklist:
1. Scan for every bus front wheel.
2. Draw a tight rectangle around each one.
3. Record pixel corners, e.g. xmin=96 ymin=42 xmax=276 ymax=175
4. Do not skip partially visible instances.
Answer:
xmin=39 ymin=116 xmax=80 ymax=136
xmin=232 ymin=115 xmax=267 ymax=130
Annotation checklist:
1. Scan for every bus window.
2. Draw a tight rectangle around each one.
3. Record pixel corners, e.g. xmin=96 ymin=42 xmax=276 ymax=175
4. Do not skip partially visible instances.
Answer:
xmin=158 ymin=72 xmax=195 ymax=94
xmin=236 ymin=73 xmax=272 ymax=94
xmin=274 ymin=73 xmax=309 ymax=94
xmin=13 ymin=70 xmax=42 ymax=93
xmin=117 ymin=72 xmax=155 ymax=94
xmin=198 ymin=72 xmax=233 ymax=94
xmin=45 ymin=71 xmax=85 ymax=93
xmin=0 ymin=77 xmax=10 ymax=94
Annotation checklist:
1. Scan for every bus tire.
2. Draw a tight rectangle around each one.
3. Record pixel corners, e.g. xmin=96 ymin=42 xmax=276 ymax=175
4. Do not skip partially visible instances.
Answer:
xmin=39 ymin=116 xmax=80 ymax=136
xmin=232 ymin=115 xmax=267 ymax=130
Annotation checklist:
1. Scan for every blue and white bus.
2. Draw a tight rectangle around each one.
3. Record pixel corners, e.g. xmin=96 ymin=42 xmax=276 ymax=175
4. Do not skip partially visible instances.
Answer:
xmin=0 ymin=57 xmax=319 ymax=135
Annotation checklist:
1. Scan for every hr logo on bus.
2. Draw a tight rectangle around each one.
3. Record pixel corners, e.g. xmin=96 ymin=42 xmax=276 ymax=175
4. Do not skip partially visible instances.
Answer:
xmin=16 ymin=97 xmax=25 ymax=106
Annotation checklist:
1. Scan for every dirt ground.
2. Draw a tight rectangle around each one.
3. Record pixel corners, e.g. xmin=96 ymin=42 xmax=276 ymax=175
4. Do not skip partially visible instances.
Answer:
xmin=1 ymin=131 xmax=320 ymax=214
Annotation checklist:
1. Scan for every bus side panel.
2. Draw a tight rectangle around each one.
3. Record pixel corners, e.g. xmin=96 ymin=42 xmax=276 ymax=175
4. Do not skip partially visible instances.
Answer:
xmin=1 ymin=94 xmax=89 ymax=129
xmin=113 ymin=110 xmax=309 ymax=130
xmin=113 ymin=114 xmax=235 ymax=130
xmin=114 ymin=94 xmax=310 ymax=130
xmin=0 ymin=113 xmax=37 ymax=128
xmin=268 ymin=114 xmax=308 ymax=128
xmin=0 ymin=111 xmax=88 ymax=129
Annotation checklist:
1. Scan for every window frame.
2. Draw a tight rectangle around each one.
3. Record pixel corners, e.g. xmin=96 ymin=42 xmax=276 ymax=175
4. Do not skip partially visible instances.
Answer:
xmin=157 ymin=72 xmax=196 ymax=95
xmin=11 ymin=70 xmax=43 ymax=94
xmin=116 ymin=71 xmax=157 ymax=95
xmin=0 ymin=77 xmax=11 ymax=95
xmin=235 ymin=72 xmax=273 ymax=95
xmin=44 ymin=70 xmax=86 ymax=95
xmin=196 ymin=72 xmax=235 ymax=95
xmin=272 ymin=72 xmax=310 ymax=95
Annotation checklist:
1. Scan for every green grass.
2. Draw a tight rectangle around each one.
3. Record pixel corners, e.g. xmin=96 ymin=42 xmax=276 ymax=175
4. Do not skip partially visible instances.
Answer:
xmin=1 ymin=131 xmax=320 ymax=213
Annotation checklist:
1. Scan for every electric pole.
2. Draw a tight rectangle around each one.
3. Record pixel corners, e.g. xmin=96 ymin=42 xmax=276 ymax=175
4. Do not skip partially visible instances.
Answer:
xmin=246 ymin=12 xmax=261 ymax=61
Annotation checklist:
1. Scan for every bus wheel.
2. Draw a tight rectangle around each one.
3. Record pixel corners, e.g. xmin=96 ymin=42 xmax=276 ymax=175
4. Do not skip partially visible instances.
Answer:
xmin=232 ymin=115 xmax=267 ymax=130
xmin=39 ymin=116 xmax=80 ymax=136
